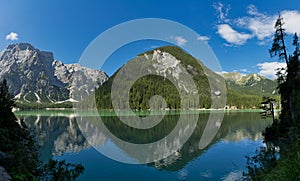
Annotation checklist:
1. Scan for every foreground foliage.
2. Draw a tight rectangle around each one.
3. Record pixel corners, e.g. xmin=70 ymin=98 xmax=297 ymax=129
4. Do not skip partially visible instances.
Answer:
xmin=0 ymin=79 xmax=84 ymax=180
xmin=245 ymin=15 xmax=300 ymax=180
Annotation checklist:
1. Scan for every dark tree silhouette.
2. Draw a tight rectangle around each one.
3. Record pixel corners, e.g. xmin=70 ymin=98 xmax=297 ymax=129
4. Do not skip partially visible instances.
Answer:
xmin=269 ymin=15 xmax=288 ymax=64
xmin=246 ymin=15 xmax=300 ymax=180
xmin=0 ymin=79 xmax=15 ymax=114
xmin=260 ymin=96 xmax=276 ymax=122
xmin=0 ymin=79 xmax=84 ymax=180
xmin=269 ymin=15 xmax=299 ymax=122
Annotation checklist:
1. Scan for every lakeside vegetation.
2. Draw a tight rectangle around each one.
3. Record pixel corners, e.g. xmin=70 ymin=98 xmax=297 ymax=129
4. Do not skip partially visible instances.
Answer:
xmin=245 ymin=15 xmax=300 ymax=180
xmin=0 ymin=79 xmax=84 ymax=180
xmin=16 ymin=101 xmax=73 ymax=110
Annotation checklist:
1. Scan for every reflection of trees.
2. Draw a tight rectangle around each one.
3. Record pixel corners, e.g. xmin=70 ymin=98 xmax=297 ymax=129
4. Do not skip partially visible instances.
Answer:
xmin=101 ymin=114 xmax=179 ymax=144
xmin=18 ymin=111 xmax=271 ymax=172
xmin=97 ymin=111 xmax=271 ymax=171
xmin=152 ymin=112 xmax=271 ymax=171
xmin=18 ymin=114 xmax=107 ymax=161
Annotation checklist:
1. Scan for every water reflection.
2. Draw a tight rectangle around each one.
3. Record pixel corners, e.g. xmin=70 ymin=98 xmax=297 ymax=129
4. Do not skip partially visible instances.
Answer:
xmin=152 ymin=111 xmax=271 ymax=171
xmin=16 ymin=111 xmax=106 ymax=162
xmin=16 ymin=111 xmax=271 ymax=170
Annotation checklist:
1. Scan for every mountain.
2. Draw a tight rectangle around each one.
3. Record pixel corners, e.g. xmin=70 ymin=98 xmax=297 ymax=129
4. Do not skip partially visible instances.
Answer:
xmin=222 ymin=72 xmax=277 ymax=96
xmin=0 ymin=43 xmax=278 ymax=109
xmin=95 ymin=46 xmax=278 ymax=110
xmin=95 ymin=46 xmax=224 ymax=110
xmin=0 ymin=43 xmax=108 ymax=106
xmin=222 ymin=72 xmax=279 ymax=109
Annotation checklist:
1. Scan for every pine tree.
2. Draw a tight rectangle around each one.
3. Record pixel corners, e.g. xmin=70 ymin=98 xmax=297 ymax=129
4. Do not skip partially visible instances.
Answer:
xmin=289 ymin=33 xmax=300 ymax=120
xmin=269 ymin=15 xmax=288 ymax=64
xmin=261 ymin=97 xmax=276 ymax=122
xmin=292 ymin=33 xmax=300 ymax=58
xmin=0 ymin=79 xmax=15 ymax=114
xmin=269 ymin=15 xmax=297 ymax=122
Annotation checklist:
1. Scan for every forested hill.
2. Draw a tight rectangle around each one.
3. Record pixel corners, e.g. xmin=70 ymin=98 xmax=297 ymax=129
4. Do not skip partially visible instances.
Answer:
xmin=95 ymin=46 xmax=278 ymax=110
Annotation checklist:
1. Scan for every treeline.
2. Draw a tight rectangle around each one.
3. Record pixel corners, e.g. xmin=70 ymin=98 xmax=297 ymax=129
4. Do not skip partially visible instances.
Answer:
xmin=16 ymin=101 xmax=73 ymax=110
xmin=227 ymin=89 xmax=280 ymax=109
xmin=96 ymin=74 xmax=211 ymax=110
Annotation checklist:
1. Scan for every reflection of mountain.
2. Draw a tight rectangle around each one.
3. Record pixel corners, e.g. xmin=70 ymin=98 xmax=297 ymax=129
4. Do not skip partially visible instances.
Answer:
xmin=17 ymin=111 xmax=271 ymax=170
xmin=94 ymin=111 xmax=271 ymax=170
xmin=17 ymin=113 xmax=107 ymax=161
xmin=152 ymin=112 xmax=272 ymax=171
xmin=220 ymin=112 xmax=268 ymax=141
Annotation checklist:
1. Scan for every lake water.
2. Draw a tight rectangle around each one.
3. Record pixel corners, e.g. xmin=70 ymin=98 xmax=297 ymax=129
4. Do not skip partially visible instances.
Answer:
xmin=15 ymin=110 xmax=271 ymax=181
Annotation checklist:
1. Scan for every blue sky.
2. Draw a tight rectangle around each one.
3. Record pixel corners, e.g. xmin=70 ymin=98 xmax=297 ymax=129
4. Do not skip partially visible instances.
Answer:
xmin=1 ymin=0 xmax=300 ymax=78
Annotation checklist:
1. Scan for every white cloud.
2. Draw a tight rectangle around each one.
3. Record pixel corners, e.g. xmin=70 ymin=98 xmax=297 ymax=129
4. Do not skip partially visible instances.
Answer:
xmin=247 ymin=17 xmax=275 ymax=40
xmin=247 ymin=4 xmax=259 ymax=16
xmin=215 ymin=4 xmax=300 ymax=45
xmin=213 ymin=2 xmax=231 ymax=23
xmin=197 ymin=35 xmax=210 ymax=41
xmin=217 ymin=24 xmax=252 ymax=45
xmin=232 ymin=5 xmax=276 ymax=41
xmin=5 ymin=32 xmax=19 ymax=41
xmin=173 ymin=36 xmax=188 ymax=46
xmin=257 ymin=61 xmax=286 ymax=79
xmin=281 ymin=10 xmax=300 ymax=34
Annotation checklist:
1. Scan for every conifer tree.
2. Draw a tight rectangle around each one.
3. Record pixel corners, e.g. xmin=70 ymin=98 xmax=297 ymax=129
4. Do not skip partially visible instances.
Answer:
xmin=269 ymin=15 xmax=297 ymax=122
xmin=0 ymin=79 xmax=15 ymax=114
xmin=269 ymin=15 xmax=288 ymax=64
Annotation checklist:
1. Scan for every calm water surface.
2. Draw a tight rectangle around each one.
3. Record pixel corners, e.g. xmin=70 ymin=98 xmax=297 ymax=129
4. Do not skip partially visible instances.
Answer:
xmin=15 ymin=110 xmax=271 ymax=181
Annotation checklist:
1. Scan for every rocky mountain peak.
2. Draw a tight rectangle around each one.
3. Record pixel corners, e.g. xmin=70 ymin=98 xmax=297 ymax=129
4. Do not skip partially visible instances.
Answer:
xmin=0 ymin=43 xmax=108 ymax=104
xmin=1 ymin=43 xmax=53 ymax=62
xmin=7 ymin=43 xmax=35 ymax=51
xmin=222 ymin=71 xmax=277 ymax=96
xmin=222 ymin=72 xmax=266 ymax=85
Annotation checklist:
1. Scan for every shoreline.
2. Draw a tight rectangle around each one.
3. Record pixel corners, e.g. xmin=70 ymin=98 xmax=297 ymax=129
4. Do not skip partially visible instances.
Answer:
xmin=13 ymin=108 xmax=278 ymax=117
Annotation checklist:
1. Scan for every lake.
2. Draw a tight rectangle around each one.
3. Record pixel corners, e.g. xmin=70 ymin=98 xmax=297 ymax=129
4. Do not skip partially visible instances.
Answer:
xmin=15 ymin=110 xmax=272 ymax=181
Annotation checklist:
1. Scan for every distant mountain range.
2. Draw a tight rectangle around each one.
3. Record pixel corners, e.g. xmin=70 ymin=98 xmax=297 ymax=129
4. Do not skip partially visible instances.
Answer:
xmin=222 ymin=72 xmax=278 ymax=108
xmin=222 ymin=72 xmax=277 ymax=96
xmin=0 ymin=43 xmax=278 ymax=109
xmin=0 ymin=43 xmax=108 ymax=106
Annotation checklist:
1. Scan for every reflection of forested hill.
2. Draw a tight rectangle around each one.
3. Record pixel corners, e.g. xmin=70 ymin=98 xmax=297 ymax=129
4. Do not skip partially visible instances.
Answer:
xmin=151 ymin=112 xmax=272 ymax=171
xmin=17 ymin=111 xmax=271 ymax=171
